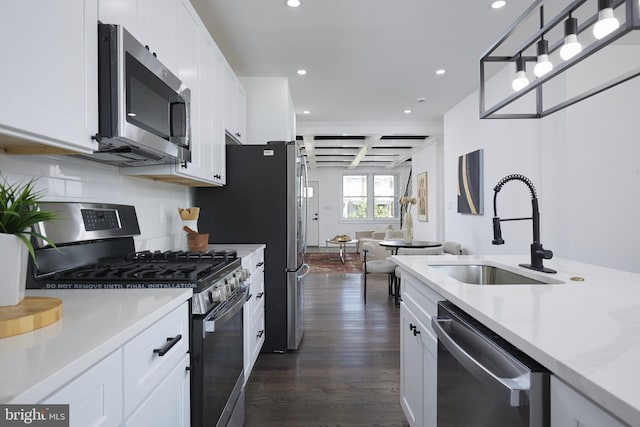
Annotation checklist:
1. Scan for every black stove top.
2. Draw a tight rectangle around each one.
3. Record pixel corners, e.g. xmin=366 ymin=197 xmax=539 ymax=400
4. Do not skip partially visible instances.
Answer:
xmin=32 ymin=249 xmax=240 ymax=290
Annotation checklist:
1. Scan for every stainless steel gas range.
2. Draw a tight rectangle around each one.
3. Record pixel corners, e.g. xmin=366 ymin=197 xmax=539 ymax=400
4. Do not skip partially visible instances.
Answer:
xmin=27 ymin=202 xmax=248 ymax=427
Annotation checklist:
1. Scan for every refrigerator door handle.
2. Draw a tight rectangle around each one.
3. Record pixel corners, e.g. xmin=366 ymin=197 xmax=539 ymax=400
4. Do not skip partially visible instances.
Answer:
xmin=297 ymin=263 xmax=310 ymax=280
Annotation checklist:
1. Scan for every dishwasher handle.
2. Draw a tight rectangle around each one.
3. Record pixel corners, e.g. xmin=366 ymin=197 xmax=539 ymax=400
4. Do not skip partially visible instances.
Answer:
xmin=432 ymin=316 xmax=530 ymax=407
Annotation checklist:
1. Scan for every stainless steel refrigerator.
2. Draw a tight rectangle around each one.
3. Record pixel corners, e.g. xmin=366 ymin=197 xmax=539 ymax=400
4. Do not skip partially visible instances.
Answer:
xmin=194 ymin=141 xmax=308 ymax=352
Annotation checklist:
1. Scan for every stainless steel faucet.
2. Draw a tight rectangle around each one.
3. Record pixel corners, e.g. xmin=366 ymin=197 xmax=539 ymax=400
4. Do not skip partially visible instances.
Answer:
xmin=492 ymin=174 xmax=556 ymax=273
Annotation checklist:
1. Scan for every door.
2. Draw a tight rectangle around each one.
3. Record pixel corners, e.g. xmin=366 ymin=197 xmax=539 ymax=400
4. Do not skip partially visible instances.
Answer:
xmin=305 ymin=181 xmax=319 ymax=246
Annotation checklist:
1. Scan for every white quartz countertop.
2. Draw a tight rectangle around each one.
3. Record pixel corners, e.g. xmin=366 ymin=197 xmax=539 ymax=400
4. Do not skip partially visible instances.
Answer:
xmin=0 ymin=288 xmax=192 ymax=404
xmin=392 ymin=254 xmax=640 ymax=426
xmin=207 ymin=243 xmax=265 ymax=259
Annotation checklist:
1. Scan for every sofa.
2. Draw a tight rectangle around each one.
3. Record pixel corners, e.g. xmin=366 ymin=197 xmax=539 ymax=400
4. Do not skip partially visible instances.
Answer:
xmin=357 ymin=228 xmax=405 ymax=261
xmin=355 ymin=224 xmax=393 ymax=252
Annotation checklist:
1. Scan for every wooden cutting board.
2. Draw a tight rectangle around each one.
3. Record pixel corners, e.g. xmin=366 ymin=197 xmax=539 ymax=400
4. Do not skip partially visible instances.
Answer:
xmin=0 ymin=296 xmax=62 ymax=338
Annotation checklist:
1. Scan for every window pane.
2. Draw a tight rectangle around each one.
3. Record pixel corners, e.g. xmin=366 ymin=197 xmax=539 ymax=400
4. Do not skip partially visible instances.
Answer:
xmin=343 ymin=175 xmax=367 ymax=218
xmin=374 ymin=175 xmax=396 ymax=218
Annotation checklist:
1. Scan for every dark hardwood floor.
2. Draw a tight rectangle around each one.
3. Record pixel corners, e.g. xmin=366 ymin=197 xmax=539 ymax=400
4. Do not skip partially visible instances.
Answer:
xmin=244 ymin=272 xmax=408 ymax=426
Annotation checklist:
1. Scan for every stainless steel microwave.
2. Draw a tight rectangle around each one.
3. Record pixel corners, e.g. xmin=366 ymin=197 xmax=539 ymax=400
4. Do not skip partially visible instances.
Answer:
xmin=86 ymin=23 xmax=191 ymax=167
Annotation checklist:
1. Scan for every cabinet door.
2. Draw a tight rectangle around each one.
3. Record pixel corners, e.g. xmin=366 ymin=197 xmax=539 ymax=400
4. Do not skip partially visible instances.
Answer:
xmin=138 ymin=0 xmax=175 ymax=73
xmin=0 ymin=0 xmax=98 ymax=154
xmin=174 ymin=0 xmax=203 ymax=179
xmin=42 ymin=350 xmax=123 ymax=427
xmin=212 ymin=46 xmax=227 ymax=184
xmin=551 ymin=376 xmax=625 ymax=427
xmin=123 ymin=354 xmax=190 ymax=427
xmin=224 ymin=63 xmax=246 ymax=144
xmin=198 ymin=32 xmax=217 ymax=184
xmin=400 ymin=303 xmax=424 ymax=427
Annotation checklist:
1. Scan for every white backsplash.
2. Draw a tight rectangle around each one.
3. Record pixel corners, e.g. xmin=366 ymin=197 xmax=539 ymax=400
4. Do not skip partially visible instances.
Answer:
xmin=0 ymin=153 xmax=192 ymax=251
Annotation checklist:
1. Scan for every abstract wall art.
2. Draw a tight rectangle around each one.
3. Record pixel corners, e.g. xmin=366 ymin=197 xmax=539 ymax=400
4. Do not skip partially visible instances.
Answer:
xmin=457 ymin=149 xmax=484 ymax=215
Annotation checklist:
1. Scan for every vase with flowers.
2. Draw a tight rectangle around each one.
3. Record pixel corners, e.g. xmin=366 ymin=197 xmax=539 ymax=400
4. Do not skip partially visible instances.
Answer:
xmin=399 ymin=196 xmax=416 ymax=243
xmin=0 ymin=177 xmax=58 ymax=306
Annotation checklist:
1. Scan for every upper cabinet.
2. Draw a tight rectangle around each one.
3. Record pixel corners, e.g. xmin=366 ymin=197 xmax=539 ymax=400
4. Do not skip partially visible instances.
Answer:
xmin=99 ymin=0 xmax=176 ymax=73
xmin=224 ymin=63 xmax=247 ymax=145
xmin=111 ymin=0 xmax=233 ymax=186
xmin=240 ymin=77 xmax=296 ymax=144
xmin=0 ymin=0 xmax=99 ymax=154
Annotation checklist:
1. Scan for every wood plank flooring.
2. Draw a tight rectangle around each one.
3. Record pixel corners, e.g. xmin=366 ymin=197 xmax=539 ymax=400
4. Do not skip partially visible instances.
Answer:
xmin=244 ymin=272 xmax=409 ymax=426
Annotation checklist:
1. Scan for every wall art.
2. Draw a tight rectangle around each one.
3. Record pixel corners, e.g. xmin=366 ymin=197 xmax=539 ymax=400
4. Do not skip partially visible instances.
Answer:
xmin=417 ymin=171 xmax=428 ymax=221
xmin=457 ymin=149 xmax=483 ymax=215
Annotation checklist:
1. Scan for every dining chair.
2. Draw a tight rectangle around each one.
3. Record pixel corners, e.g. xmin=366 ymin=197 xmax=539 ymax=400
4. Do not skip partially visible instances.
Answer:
xmin=362 ymin=242 xmax=397 ymax=305
xmin=393 ymin=246 xmax=445 ymax=304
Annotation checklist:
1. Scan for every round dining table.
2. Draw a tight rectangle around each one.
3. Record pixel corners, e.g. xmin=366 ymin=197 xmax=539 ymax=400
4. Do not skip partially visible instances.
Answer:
xmin=378 ymin=240 xmax=442 ymax=255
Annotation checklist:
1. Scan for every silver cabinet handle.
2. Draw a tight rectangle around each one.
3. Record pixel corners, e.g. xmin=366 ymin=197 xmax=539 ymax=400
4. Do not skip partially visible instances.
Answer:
xmin=431 ymin=316 xmax=530 ymax=407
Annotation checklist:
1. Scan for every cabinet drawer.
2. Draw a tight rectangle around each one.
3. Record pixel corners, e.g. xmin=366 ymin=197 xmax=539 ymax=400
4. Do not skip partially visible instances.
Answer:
xmin=123 ymin=302 xmax=189 ymax=416
xmin=250 ymin=272 xmax=265 ymax=319
xmin=250 ymin=306 xmax=265 ymax=360
xmin=402 ymin=274 xmax=444 ymax=339
xmin=252 ymin=250 xmax=265 ymax=275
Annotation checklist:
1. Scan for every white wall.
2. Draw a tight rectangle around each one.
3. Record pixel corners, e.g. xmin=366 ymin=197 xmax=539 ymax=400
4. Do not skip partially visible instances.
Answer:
xmin=441 ymin=47 xmax=640 ymax=273
xmin=408 ymin=138 xmax=443 ymax=242
xmin=0 ymin=154 xmax=191 ymax=251
xmin=306 ymin=166 xmax=410 ymax=243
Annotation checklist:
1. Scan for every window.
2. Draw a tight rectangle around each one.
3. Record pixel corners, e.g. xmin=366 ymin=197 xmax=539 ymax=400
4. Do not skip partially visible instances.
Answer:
xmin=342 ymin=174 xmax=398 ymax=220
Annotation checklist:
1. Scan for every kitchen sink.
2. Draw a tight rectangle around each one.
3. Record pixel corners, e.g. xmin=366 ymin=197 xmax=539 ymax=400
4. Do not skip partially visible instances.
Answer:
xmin=430 ymin=264 xmax=558 ymax=285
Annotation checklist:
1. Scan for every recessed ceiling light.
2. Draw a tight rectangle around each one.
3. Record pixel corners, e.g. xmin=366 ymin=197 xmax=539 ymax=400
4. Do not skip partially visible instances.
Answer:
xmin=404 ymin=109 xmax=412 ymax=114
xmin=491 ymin=1 xmax=506 ymax=9
xmin=435 ymin=69 xmax=446 ymax=75
xmin=303 ymin=110 xmax=310 ymax=115
xmin=286 ymin=0 xmax=301 ymax=7
xmin=297 ymin=69 xmax=307 ymax=75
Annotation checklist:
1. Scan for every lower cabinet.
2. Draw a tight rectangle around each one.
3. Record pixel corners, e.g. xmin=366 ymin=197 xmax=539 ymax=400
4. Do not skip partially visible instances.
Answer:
xmin=399 ymin=271 xmax=443 ymax=427
xmin=242 ymin=246 xmax=266 ymax=383
xmin=40 ymin=302 xmax=190 ymax=427
xmin=551 ymin=376 xmax=626 ymax=427
xmin=43 ymin=349 xmax=123 ymax=427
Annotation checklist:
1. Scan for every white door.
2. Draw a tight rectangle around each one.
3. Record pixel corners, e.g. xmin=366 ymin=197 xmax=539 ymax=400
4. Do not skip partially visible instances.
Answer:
xmin=305 ymin=181 xmax=319 ymax=246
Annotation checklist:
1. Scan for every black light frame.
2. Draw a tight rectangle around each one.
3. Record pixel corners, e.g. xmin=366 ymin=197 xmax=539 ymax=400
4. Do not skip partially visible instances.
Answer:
xmin=480 ymin=0 xmax=640 ymax=119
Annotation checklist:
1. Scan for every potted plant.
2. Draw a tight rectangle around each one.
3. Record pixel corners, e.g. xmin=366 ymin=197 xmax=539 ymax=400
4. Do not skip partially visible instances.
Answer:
xmin=0 ymin=177 xmax=58 ymax=307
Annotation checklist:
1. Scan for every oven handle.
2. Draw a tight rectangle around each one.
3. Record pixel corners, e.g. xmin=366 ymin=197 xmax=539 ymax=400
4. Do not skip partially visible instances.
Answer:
xmin=431 ymin=315 xmax=530 ymax=407
xmin=203 ymin=289 xmax=247 ymax=335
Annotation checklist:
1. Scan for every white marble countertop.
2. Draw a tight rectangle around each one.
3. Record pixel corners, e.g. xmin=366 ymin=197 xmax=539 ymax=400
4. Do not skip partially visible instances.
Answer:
xmin=207 ymin=243 xmax=265 ymax=259
xmin=0 ymin=288 xmax=192 ymax=404
xmin=392 ymin=254 xmax=640 ymax=426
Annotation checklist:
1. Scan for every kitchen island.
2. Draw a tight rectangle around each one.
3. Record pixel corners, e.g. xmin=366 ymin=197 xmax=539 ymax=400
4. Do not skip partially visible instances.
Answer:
xmin=0 ymin=288 xmax=192 ymax=423
xmin=393 ymin=254 xmax=639 ymax=426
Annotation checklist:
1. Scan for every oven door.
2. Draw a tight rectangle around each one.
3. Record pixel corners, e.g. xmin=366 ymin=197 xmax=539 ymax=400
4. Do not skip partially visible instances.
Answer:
xmin=191 ymin=289 xmax=246 ymax=427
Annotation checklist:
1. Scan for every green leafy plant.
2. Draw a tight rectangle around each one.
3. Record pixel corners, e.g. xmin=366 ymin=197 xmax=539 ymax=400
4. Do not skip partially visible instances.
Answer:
xmin=0 ymin=177 xmax=59 ymax=262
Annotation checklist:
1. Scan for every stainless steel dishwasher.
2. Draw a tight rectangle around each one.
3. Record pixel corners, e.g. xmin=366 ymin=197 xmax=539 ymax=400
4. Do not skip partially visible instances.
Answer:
xmin=432 ymin=301 xmax=549 ymax=427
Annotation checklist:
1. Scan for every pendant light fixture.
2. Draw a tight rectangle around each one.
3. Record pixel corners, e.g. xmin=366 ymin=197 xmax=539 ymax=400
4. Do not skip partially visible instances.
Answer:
xmin=593 ymin=0 xmax=620 ymax=39
xmin=480 ymin=0 xmax=640 ymax=119
xmin=512 ymin=55 xmax=529 ymax=92
xmin=559 ymin=14 xmax=582 ymax=60
xmin=533 ymin=7 xmax=553 ymax=78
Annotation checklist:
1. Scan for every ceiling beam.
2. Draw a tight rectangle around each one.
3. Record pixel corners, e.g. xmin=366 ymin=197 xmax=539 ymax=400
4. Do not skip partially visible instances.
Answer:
xmin=302 ymin=135 xmax=316 ymax=169
xmin=349 ymin=135 xmax=380 ymax=169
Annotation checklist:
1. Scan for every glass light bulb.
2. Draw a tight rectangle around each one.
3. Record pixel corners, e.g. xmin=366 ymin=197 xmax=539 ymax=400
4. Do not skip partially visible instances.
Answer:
xmin=533 ymin=54 xmax=553 ymax=78
xmin=560 ymin=34 xmax=582 ymax=60
xmin=593 ymin=8 xmax=620 ymax=39
xmin=512 ymin=71 xmax=529 ymax=92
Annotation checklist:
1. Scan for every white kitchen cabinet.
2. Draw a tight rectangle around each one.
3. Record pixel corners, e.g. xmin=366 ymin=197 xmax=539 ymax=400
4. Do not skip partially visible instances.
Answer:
xmin=241 ymin=77 xmax=297 ymax=144
xmin=224 ymin=62 xmax=247 ymax=144
xmin=399 ymin=271 xmax=443 ymax=427
xmin=242 ymin=247 xmax=266 ymax=383
xmin=0 ymin=0 xmax=99 ymax=155
xmin=551 ymin=376 xmax=626 ymax=427
xmin=211 ymin=46 xmax=228 ymax=184
xmin=40 ymin=302 xmax=190 ymax=427
xmin=123 ymin=354 xmax=190 ymax=427
xmin=99 ymin=0 xmax=176 ymax=73
xmin=43 ymin=350 xmax=123 ymax=427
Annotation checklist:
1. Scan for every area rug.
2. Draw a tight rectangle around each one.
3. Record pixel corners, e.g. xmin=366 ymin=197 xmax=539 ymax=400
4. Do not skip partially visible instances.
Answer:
xmin=306 ymin=252 xmax=363 ymax=274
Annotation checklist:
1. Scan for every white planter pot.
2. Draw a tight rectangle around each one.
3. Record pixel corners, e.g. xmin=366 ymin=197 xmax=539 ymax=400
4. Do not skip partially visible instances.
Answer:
xmin=0 ymin=233 xmax=28 ymax=307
